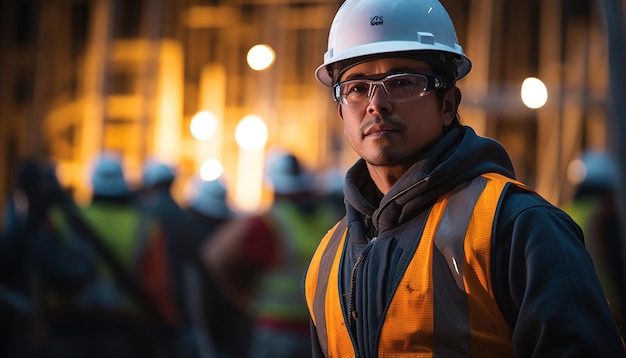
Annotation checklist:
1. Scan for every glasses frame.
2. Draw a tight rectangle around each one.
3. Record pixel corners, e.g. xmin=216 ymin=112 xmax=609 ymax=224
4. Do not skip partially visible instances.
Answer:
xmin=333 ymin=73 xmax=448 ymax=106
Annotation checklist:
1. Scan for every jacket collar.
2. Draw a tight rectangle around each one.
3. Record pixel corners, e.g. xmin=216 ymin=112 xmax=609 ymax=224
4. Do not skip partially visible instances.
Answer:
xmin=344 ymin=126 xmax=516 ymax=235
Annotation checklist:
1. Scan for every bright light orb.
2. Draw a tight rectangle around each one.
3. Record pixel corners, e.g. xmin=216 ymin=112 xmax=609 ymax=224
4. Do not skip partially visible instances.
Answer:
xmin=200 ymin=158 xmax=224 ymax=181
xmin=247 ymin=44 xmax=275 ymax=71
xmin=521 ymin=77 xmax=548 ymax=109
xmin=190 ymin=110 xmax=218 ymax=140
xmin=235 ymin=114 xmax=268 ymax=151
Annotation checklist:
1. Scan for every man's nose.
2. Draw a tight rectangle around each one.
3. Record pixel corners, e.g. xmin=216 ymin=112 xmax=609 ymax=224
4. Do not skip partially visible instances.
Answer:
xmin=367 ymin=83 xmax=392 ymax=113
xmin=367 ymin=83 xmax=384 ymax=103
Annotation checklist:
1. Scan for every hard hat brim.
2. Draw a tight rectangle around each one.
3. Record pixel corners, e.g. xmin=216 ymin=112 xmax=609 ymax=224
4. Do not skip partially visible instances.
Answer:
xmin=315 ymin=41 xmax=471 ymax=87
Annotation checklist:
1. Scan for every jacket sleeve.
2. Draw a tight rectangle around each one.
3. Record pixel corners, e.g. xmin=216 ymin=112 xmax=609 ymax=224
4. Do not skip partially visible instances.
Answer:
xmin=309 ymin=319 xmax=326 ymax=358
xmin=493 ymin=187 xmax=625 ymax=357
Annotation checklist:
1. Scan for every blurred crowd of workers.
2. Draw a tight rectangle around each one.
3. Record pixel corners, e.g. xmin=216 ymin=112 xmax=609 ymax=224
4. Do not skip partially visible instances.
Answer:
xmin=0 ymin=150 xmax=345 ymax=358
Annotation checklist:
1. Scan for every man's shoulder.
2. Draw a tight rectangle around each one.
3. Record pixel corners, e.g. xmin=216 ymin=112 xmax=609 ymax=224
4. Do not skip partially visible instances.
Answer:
xmin=497 ymin=184 xmax=581 ymax=235
xmin=499 ymin=184 xmax=553 ymax=211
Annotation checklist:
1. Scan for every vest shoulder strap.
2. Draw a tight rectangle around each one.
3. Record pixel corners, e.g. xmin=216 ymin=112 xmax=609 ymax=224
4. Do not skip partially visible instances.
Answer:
xmin=305 ymin=217 xmax=351 ymax=357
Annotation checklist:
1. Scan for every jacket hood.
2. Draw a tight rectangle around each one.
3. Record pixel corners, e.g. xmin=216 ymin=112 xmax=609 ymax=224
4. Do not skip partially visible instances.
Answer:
xmin=343 ymin=126 xmax=516 ymax=235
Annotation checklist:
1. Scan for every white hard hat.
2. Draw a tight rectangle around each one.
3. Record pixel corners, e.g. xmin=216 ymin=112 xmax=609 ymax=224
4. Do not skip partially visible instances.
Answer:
xmin=570 ymin=150 xmax=619 ymax=190
xmin=143 ymin=161 xmax=176 ymax=188
xmin=265 ymin=152 xmax=315 ymax=195
xmin=316 ymin=0 xmax=472 ymax=86
xmin=320 ymin=168 xmax=345 ymax=196
xmin=191 ymin=179 xmax=232 ymax=219
xmin=91 ymin=154 xmax=130 ymax=197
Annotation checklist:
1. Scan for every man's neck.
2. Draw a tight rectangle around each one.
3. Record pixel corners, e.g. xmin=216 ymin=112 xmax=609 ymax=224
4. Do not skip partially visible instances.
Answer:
xmin=366 ymin=163 xmax=410 ymax=195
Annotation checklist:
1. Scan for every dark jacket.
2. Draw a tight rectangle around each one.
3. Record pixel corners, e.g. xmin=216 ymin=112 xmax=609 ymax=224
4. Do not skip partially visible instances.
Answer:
xmin=309 ymin=126 xmax=624 ymax=357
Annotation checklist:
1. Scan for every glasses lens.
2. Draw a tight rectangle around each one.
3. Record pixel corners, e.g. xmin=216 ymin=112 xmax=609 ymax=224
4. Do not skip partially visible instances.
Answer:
xmin=336 ymin=74 xmax=439 ymax=105
xmin=337 ymin=80 xmax=370 ymax=105
xmin=385 ymin=74 xmax=427 ymax=99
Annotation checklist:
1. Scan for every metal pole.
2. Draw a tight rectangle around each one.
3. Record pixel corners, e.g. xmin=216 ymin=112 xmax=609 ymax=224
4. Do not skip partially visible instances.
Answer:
xmin=597 ymin=0 xmax=626 ymax=283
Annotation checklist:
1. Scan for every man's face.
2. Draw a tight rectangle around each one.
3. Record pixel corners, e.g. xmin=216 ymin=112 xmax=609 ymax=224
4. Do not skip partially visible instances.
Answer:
xmin=338 ymin=57 xmax=456 ymax=168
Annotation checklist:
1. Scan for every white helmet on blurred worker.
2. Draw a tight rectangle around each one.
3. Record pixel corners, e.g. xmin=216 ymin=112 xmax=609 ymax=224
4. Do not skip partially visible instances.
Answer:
xmin=569 ymin=150 xmax=619 ymax=190
xmin=190 ymin=178 xmax=232 ymax=219
xmin=91 ymin=153 xmax=131 ymax=197
xmin=265 ymin=151 xmax=315 ymax=195
xmin=142 ymin=160 xmax=176 ymax=189
xmin=316 ymin=0 xmax=471 ymax=87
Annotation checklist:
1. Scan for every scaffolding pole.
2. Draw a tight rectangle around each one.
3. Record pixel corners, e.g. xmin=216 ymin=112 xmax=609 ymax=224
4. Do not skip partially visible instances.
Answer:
xmin=598 ymin=0 xmax=626 ymax=281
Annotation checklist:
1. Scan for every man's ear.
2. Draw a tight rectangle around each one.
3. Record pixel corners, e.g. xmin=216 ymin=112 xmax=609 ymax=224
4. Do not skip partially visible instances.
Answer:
xmin=442 ymin=87 xmax=461 ymax=126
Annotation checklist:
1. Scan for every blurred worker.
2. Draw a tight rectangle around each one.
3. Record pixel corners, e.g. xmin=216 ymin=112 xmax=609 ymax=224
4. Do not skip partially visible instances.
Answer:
xmin=185 ymin=177 xmax=242 ymax=357
xmin=65 ymin=152 xmax=174 ymax=357
xmin=0 ymin=158 xmax=96 ymax=358
xmin=319 ymin=167 xmax=347 ymax=218
xmin=186 ymin=177 xmax=234 ymax=240
xmin=246 ymin=151 xmax=342 ymax=358
xmin=200 ymin=150 xmax=342 ymax=358
xmin=140 ymin=160 xmax=212 ymax=357
xmin=564 ymin=150 xmax=626 ymax=337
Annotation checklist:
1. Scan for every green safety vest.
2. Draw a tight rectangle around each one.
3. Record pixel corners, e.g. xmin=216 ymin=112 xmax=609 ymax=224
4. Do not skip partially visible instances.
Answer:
xmin=255 ymin=199 xmax=340 ymax=322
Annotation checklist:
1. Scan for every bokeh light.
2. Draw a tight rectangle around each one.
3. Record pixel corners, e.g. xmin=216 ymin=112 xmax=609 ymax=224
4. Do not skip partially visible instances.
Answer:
xmin=200 ymin=158 xmax=224 ymax=181
xmin=521 ymin=77 xmax=548 ymax=109
xmin=190 ymin=110 xmax=218 ymax=140
xmin=235 ymin=114 xmax=268 ymax=151
xmin=247 ymin=44 xmax=275 ymax=71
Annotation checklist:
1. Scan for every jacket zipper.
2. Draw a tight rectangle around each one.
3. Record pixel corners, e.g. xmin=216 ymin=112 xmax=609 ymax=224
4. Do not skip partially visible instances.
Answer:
xmin=348 ymin=236 xmax=377 ymax=328
xmin=348 ymin=176 xmax=430 ymax=344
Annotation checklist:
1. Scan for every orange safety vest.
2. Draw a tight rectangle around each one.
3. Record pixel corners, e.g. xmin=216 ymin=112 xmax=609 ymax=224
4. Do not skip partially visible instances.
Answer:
xmin=305 ymin=173 xmax=527 ymax=357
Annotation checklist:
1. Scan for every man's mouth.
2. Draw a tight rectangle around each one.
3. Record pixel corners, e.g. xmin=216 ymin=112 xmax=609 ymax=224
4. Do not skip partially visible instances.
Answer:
xmin=364 ymin=124 xmax=397 ymax=137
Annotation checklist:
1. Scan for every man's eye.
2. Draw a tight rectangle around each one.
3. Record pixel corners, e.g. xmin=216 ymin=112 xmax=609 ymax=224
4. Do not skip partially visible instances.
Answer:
xmin=389 ymin=78 xmax=414 ymax=88
xmin=347 ymin=83 xmax=369 ymax=94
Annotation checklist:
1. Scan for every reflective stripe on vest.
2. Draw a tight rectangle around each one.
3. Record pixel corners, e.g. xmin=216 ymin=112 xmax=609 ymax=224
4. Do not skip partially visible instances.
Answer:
xmin=305 ymin=173 xmax=525 ymax=357
xmin=305 ymin=218 xmax=351 ymax=356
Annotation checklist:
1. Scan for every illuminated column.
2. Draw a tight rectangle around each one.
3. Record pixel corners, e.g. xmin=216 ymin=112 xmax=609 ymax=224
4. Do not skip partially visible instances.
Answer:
xmin=462 ymin=0 xmax=496 ymax=136
xmin=197 ymin=64 xmax=226 ymax=165
xmin=247 ymin=44 xmax=276 ymax=135
xmin=154 ymin=40 xmax=183 ymax=162
xmin=78 ymin=0 xmax=112 ymax=204
xmin=229 ymin=44 xmax=276 ymax=213
xmin=537 ymin=0 xmax=563 ymax=204
xmin=235 ymin=114 xmax=268 ymax=213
